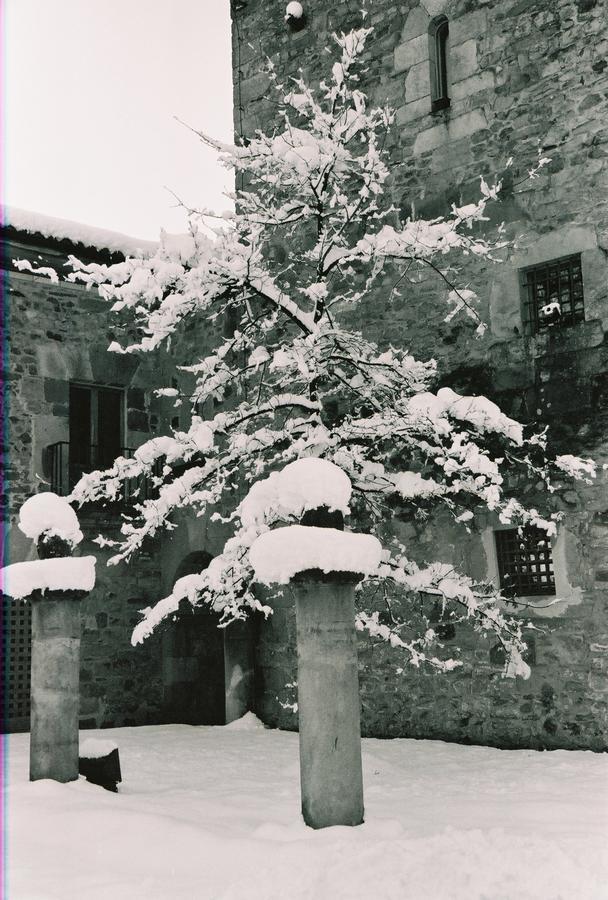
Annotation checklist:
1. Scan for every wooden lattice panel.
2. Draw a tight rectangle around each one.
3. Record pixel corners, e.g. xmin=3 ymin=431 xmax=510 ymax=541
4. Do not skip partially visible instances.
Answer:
xmin=5 ymin=599 xmax=32 ymax=724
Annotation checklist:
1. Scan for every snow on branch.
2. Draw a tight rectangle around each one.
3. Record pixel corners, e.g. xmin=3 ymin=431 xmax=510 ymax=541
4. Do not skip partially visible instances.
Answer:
xmin=554 ymin=454 xmax=596 ymax=483
xmin=13 ymin=259 xmax=59 ymax=282
xmin=57 ymin=25 xmax=596 ymax=680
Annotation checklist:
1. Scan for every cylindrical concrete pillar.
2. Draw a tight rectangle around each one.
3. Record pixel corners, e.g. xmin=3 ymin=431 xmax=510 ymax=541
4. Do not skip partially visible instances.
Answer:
xmin=293 ymin=573 xmax=364 ymax=829
xmin=30 ymin=591 xmax=82 ymax=783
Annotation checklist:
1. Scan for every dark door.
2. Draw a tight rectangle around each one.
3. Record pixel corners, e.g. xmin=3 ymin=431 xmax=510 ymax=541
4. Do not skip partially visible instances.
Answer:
xmin=97 ymin=388 xmax=122 ymax=469
xmin=162 ymin=551 xmax=226 ymax=725
xmin=69 ymin=384 xmax=93 ymax=487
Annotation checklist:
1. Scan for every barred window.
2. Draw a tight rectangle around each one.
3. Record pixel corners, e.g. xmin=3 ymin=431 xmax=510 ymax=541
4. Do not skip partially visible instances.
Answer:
xmin=521 ymin=254 xmax=584 ymax=334
xmin=495 ymin=526 xmax=555 ymax=597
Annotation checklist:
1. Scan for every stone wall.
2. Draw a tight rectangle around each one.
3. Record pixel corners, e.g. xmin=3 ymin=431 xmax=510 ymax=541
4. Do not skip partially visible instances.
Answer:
xmin=5 ymin=0 xmax=607 ymax=747
xmin=3 ymin=227 xmax=259 ymax=730
xmin=2 ymin=230 xmax=166 ymax=730
xmin=231 ymin=0 xmax=608 ymax=749
xmin=78 ymin=511 xmax=164 ymax=729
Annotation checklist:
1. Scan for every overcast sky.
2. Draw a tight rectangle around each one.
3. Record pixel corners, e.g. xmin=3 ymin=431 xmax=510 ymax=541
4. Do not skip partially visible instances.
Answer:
xmin=5 ymin=0 xmax=234 ymax=239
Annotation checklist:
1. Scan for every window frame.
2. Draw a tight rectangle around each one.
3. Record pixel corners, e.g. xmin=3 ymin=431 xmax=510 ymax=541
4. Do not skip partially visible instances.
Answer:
xmin=68 ymin=381 xmax=125 ymax=481
xmin=520 ymin=253 xmax=585 ymax=335
xmin=428 ymin=15 xmax=451 ymax=113
xmin=494 ymin=526 xmax=556 ymax=599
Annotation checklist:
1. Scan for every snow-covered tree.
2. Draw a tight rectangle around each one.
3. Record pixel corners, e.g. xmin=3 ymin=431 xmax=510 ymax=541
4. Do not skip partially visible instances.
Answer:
xmin=58 ymin=27 xmax=595 ymax=677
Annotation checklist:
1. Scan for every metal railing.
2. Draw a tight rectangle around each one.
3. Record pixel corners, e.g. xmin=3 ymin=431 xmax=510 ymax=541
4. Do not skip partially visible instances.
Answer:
xmin=48 ymin=442 xmax=161 ymax=504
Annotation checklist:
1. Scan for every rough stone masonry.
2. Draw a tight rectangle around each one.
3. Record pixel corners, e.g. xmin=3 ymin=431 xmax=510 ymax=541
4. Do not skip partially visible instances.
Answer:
xmin=230 ymin=0 xmax=608 ymax=750
xmin=3 ymin=0 xmax=607 ymax=752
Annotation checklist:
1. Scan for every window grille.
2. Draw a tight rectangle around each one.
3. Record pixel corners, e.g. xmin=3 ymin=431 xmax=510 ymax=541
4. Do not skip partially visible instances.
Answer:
xmin=495 ymin=526 xmax=555 ymax=597
xmin=521 ymin=254 xmax=584 ymax=334
xmin=5 ymin=600 xmax=32 ymax=725
xmin=429 ymin=16 xmax=450 ymax=112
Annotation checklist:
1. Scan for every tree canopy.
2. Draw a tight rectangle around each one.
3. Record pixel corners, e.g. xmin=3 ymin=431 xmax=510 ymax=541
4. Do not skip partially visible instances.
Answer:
xmin=60 ymin=27 xmax=595 ymax=677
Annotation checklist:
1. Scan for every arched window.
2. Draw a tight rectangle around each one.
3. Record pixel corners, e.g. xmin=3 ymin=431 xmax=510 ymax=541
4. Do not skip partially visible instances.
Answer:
xmin=429 ymin=16 xmax=450 ymax=112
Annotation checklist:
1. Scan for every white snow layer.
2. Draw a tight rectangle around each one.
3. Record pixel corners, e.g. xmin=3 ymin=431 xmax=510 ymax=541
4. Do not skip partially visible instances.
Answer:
xmin=131 ymin=572 xmax=208 ymax=647
xmin=239 ymin=458 xmax=352 ymax=527
xmin=18 ymin=492 xmax=83 ymax=547
xmin=555 ymin=453 xmax=596 ymax=481
xmin=409 ymin=387 xmax=524 ymax=445
xmin=79 ymin=738 xmax=118 ymax=759
xmin=4 ymin=206 xmax=158 ymax=256
xmin=5 ymin=721 xmax=608 ymax=900
xmin=395 ymin=471 xmax=444 ymax=499
xmin=1 ymin=556 xmax=96 ymax=600
xmin=250 ymin=525 xmax=382 ymax=584
xmin=223 ymin=711 xmax=267 ymax=731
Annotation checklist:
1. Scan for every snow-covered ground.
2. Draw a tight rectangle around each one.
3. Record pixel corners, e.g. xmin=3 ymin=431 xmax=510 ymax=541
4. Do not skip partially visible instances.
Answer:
xmin=6 ymin=715 xmax=608 ymax=899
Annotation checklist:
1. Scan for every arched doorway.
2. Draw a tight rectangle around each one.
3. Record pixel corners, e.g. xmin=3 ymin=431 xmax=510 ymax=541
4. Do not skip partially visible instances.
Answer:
xmin=162 ymin=551 xmax=226 ymax=725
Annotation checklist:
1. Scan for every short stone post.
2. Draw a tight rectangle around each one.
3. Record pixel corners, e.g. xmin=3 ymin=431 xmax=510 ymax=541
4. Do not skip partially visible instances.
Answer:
xmin=247 ymin=458 xmax=382 ymax=830
xmin=293 ymin=562 xmax=364 ymax=828
xmin=30 ymin=540 xmax=84 ymax=784
xmin=1 ymin=493 xmax=96 ymax=783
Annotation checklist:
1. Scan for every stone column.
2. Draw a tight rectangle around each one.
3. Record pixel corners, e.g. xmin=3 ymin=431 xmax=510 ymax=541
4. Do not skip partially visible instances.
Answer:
xmin=293 ymin=570 xmax=364 ymax=829
xmin=30 ymin=588 xmax=83 ymax=782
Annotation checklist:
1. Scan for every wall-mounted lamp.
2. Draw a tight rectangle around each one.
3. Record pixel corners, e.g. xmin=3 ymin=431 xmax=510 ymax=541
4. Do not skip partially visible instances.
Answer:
xmin=285 ymin=2 xmax=306 ymax=31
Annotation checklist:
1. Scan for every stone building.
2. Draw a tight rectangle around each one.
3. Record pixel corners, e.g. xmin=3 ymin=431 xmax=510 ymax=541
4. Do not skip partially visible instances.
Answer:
xmin=2 ymin=216 xmax=163 ymax=731
xmin=230 ymin=0 xmax=608 ymax=749
xmin=1 ymin=214 xmax=251 ymax=733
xmin=3 ymin=0 xmax=608 ymax=750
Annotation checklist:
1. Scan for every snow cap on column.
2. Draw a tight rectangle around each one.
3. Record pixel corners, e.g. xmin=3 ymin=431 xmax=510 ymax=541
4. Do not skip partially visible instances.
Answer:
xmin=18 ymin=492 xmax=84 ymax=548
xmin=239 ymin=457 xmax=352 ymax=527
xmin=250 ymin=525 xmax=382 ymax=585
xmin=245 ymin=457 xmax=381 ymax=583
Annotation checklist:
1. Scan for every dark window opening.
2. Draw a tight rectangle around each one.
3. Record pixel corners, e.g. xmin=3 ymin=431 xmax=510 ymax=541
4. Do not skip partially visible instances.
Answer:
xmin=69 ymin=383 xmax=123 ymax=488
xmin=495 ymin=526 xmax=555 ymax=598
xmin=48 ymin=384 xmax=159 ymax=503
xmin=429 ymin=16 xmax=450 ymax=112
xmin=521 ymin=254 xmax=584 ymax=334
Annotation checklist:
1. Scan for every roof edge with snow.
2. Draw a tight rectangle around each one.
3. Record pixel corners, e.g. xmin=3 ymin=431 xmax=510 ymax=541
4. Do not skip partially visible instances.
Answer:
xmin=2 ymin=206 xmax=158 ymax=258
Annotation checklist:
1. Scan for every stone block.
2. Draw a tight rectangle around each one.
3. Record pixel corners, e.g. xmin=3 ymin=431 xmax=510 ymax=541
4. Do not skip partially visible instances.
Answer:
xmin=394 ymin=34 xmax=428 ymax=73
xmin=450 ymin=10 xmax=489 ymax=47
xmin=395 ymin=96 xmax=431 ymax=125
xmin=240 ymin=72 xmax=271 ymax=104
xmin=19 ymin=376 xmax=44 ymax=404
xmin=401 ymin=6 xmax=430 ymax=41
xmin=405 ymin=61 xmax=431 ymax=102
xmin=450 ymin=70 xmax=495 ymax=101
xmin=589 ymin=674 xmax=608 ymax=693
xmin=127 ymin=408 xmax=148 ymax=431
xmin=489 ymin=269 xmax=522 ymax=339
xmin=413 ymin=121 xmax=447 ymax=155
xmin=447 ymin=109 xmax=488 ymax=142
xmin=421 ymin=0 xmax=449 ymax=17
xmin=510 ymin=226 xmax=598 ymax=270
xmin=450 ymin=39 xmax=478 ymax=83
xmin=127 ymin=387 xmax=146 ymax=410
xmin=43 ymin=378 xmax=68 ymax=404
